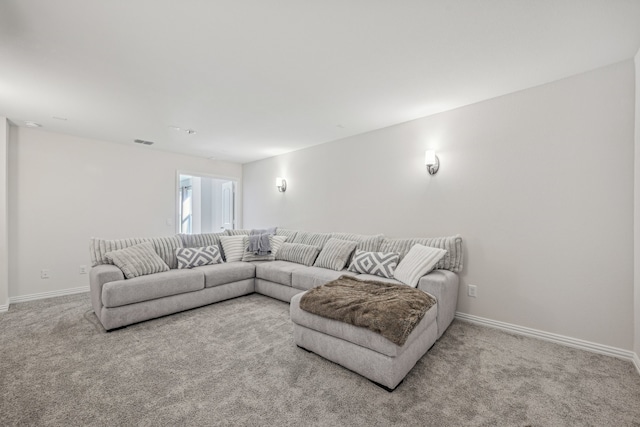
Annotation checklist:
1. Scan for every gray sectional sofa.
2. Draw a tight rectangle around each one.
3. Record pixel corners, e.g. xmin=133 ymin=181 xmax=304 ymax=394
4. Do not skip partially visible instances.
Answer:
xmin=89 ymin=228 xmax=462 ymax=389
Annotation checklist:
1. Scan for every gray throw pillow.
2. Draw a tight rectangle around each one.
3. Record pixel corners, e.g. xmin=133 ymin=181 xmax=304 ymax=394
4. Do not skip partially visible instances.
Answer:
xmin=176 ymin=246 xmax=223 ymax=269
xmin=275 ymin=243 xmax=321 ymax=266
xmin=313 ymin=238 xmax=358 ymax=271
xmin=105 ymin=242 xmax=170 ymax=279
xmin=348 ymin=250 xmax=400 ymax=278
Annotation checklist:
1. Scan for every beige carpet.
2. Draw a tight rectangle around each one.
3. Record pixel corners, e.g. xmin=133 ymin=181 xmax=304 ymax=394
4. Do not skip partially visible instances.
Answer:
xmin=1 ymin=292 xmax=639 ymax=426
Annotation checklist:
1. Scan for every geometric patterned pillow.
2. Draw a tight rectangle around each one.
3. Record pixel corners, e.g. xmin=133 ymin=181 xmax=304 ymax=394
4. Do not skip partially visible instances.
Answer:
xmin=176 ymin=246 xmax=224 ymax=269
xmin=348 ymin=250 xmax=400 ymax=278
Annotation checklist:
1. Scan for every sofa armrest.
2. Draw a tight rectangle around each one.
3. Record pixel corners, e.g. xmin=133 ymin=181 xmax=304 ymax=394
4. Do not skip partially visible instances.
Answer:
xmin=89 ymin=265 xmax=125 ymax=317
xmin=417 ymin=270 xmax=459 ymax=339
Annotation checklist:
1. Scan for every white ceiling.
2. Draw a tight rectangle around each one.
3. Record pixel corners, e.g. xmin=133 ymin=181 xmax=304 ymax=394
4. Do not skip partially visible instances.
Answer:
xmin=1 ymin=1 xmax=640 ymax=164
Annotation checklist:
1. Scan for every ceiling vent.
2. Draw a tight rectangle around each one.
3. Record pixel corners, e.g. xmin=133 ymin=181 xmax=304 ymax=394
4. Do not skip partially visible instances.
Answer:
xmin=134 ymin=139 xmax=154 ymax=145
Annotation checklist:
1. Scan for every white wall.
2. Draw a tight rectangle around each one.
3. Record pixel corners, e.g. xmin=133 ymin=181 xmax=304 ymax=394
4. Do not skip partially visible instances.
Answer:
xmin=8 ymin=127 xmax=242 ymax=298
xmin=0 ymin=117 xmax=8 ymax=309
xmin=634 ymin=50 xmax=640 ymax=358
xmin=243 ymin=60 xmax=635 ymax=350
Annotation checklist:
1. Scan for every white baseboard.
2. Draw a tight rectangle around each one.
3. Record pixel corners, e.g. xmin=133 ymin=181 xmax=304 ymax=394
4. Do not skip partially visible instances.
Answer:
xmin=8 ymin=286 xmax=89 ymax=305
xmin=455 ymin=312 xmax=635 ymax=362
xmin=0 ymin=303 xmax=8 ymax=313
xmin=633 ymin=353 xmax=640 ymax=376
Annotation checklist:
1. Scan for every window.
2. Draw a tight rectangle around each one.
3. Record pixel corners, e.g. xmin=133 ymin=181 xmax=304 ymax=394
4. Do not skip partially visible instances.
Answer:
xmin=178 ymin=173 xmax=236 ymax=233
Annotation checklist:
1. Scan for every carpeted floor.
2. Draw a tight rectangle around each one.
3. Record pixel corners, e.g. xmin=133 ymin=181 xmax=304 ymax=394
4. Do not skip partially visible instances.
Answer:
xmin=1 ymin=293 xmax=639 ymax=426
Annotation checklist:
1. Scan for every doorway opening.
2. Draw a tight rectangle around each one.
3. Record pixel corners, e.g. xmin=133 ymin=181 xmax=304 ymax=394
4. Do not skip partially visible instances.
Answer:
xmin=178 ymin=174 xmax=236 ymax=234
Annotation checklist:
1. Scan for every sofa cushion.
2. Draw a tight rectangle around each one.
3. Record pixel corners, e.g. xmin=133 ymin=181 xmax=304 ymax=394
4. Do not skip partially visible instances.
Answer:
xmin=242 ymin=235 xmax=287 ymax=262
xmin=176 ymin=246 xmax=223 ymax=269
xmin=105 ymin=242 xmax=170 ymax=279
xmin=276 ymin=228 xmax=298 ymax=242
xmin=226 ymin=229 xmax=251 ymax=236
xmin=291 ymin=267 xmax=356 ymax=291
xmin=292 ymin=231 xmax=332 ymax=248
xmin=195 ymin=262 xmax=256 ymax=288
xmin=255 ymin=260 xmax=306 ymax=287
xmin=275 ymin=243 xmax=321 ymax=266
xmin=379 ymin=235 xmax=463 ymax=272
xmin=330 ymin=232 xmax=384 ymax=253
xmin=313 ymin=238 xmax=357 ymax=271
xmin=393 ymin=244 xmax=447 ymax=287
xmin=220 ymin=235 xmax=246 ymax=262
xmin=179 ymin=232 xmax=226 ymax=248
xmin=102 ymin=268 xmax=204 ymax=308
xmin=348 ymin=250 xmax=399 ymax=278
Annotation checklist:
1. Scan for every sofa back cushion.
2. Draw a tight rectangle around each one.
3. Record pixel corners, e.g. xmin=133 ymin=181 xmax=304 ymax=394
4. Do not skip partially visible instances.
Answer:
xmin=292 ymin=231 xmax=332 ymax=249
xmin=105 ymin=242 xmax=170 ymax=279
xmin=380 ymin=235 xmax=463 ymax=273
xmin=276 ymin=228 xmax=298 ymax=242
xmin=276 ymin=243 xmax=321 ymax=266
xmin=90 ymin=235 xmax=183 ymax=269
xmin=330 ymin=232 xmax=384 ymax=253
xmin=179 ymin=232 xmax=226 ymax=248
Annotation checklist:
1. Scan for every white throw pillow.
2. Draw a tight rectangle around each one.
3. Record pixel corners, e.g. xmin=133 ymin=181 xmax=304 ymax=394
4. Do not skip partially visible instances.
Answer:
xmin=393 ymin=244 xmax=447 ymax=287
xmin=219 ymin=235 xmax=246 ymax=262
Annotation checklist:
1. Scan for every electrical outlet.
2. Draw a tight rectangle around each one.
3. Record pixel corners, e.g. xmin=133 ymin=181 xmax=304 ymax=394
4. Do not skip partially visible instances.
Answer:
xmin=79 ymin=265 xmax=88 ymax=274
xmin=41 ymin=269 xmax=50 ymax=279
xmin=468 ymin=284 xmax=477 ymax=298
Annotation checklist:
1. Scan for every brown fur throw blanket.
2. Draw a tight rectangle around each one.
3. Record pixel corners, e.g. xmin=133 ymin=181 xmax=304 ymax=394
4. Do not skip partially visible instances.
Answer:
xmin=299 ymin=275 xmax=436 ymax=346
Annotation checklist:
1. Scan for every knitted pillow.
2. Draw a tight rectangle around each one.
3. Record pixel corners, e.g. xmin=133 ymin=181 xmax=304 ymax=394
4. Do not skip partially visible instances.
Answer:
xmin=393 ymin=244 xmax=447 ymax=287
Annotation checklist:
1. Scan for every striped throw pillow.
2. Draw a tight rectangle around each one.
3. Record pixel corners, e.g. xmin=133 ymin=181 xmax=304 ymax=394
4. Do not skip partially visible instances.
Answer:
xmin=313 ymin=238 xmax=358 ymax=271
xmin=105 ymin=242 xmax=170 ymax=279
xmin=275 ymin=243 xmax=321 ymax=266
xmin=330 ymin=233 xmax=384 ymax=253
xmin=90 ymin=236 xmax=183 ymax=269
xmin=348 ymin=250 xmax=400 ymax=278
xmin=219 ymin=235 xmax=246 ymax=262
xmin=393 ymin=244 xmax=447 ymax=287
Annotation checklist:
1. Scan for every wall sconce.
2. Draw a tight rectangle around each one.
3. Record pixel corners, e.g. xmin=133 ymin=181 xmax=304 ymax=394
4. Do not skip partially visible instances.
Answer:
xmin=276 ymin=177 xmax=287 ymax=192
xmin=425 ymin=150 xmax=440 ymax=175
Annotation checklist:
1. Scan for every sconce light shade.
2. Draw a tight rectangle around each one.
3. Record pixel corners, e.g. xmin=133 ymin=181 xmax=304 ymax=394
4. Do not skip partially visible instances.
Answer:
xmin=425 ymin=150 xmax=440 ymax=175
xmin=276 ymin=177 xmax=287 ymax=192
